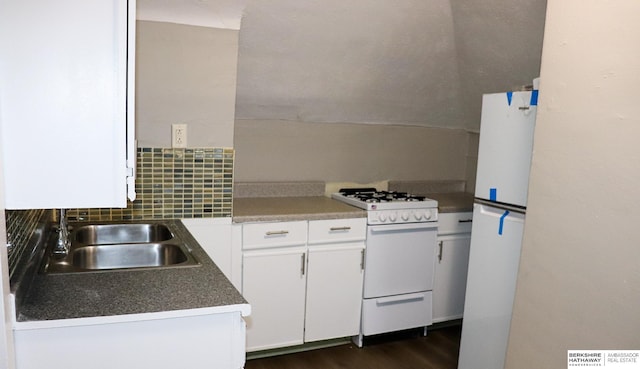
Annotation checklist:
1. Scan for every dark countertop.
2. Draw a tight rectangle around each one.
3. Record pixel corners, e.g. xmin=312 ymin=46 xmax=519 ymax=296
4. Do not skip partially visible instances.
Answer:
xmin=233 ymin=196 xmax=366 ymax=223
xmin=425 ymin=192 xmax=475 ymax=213
xmin=16 ymin=220 xmax=249 ymax=322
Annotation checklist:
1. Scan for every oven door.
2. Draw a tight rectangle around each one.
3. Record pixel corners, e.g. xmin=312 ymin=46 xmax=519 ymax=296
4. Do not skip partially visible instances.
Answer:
xmin=363 ymin=222 xmax=438 ymax=299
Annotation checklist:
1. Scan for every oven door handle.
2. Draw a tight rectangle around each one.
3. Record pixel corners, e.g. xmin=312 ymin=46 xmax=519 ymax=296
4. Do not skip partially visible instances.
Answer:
xmin=368 ymin=222 xmax=438 ymax=232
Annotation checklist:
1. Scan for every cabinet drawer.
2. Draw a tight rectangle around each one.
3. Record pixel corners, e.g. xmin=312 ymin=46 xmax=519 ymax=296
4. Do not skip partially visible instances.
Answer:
xmin=362 ymin=291 xmax=432 ymax=336
xmin=308 ymin=218 xmax=367 ymax=244
xmin=242 ymin=221 xmax=308 ymax=250
xmin=438 ymin=212 xmax=473 ymax=235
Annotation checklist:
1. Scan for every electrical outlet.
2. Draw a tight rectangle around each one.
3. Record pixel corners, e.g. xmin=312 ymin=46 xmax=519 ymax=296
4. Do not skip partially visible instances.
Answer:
xmin=172 ymin=124 xmax=187 ymax=148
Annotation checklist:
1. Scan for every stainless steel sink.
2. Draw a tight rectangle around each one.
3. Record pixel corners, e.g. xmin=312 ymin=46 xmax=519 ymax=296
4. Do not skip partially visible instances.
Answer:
xmin=43 ymin=222 xmax=200 ymax=273
xmin=74 ymin=224 xmax=173 ymax=244
xmin=72 ymin=243 xmax=189 ymax=270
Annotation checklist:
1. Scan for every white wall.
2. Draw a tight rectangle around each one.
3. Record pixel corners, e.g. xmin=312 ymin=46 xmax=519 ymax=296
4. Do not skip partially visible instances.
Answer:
xmin=464 ymin=132 xmax=479 ymax=192
xmin=234 ymin=120 xmax=470 ymax=184
xmin=134 ymin=2 xmax=545 ymax=185
xmin=135 ymin=21 xmax=237 ymax=148
xmin=449 ymin=0 xmax=547 ymax=131
xmin=236 ymin=0 xmax=465 ymax=128
xmin=231 ymin=1 xmax=544 ymax=185
xmin=506 ymin=1 xmax=640 ymax=367
xmin=235 ymin=0 xmax=546 ymax=132
xmin=137 ymin=0 xmax=244 ymax=30
xmin=137 ymin=0 xmax=546 ymax=132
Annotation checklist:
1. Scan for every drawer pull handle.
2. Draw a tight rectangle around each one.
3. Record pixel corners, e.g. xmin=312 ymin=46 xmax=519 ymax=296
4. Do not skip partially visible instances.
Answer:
xmin=458 ymin=219 xmax=473 ymax=223
xmin=376 ymin=293 xmax=425 ymax=305
xmin=301 ymin=253 xmax=306 ymax=276
xmin=438 ymin=241 xmax=443 ymax=263
xmin=329 ymin=226 xmax=351 ymax=232
xmin=265 ymin=230 xmax=289 ymax=236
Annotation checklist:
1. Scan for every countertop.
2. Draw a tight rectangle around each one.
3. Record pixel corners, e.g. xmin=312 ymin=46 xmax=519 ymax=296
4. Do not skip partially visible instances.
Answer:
xmin=16 ymin=220 xmax=249 ymax=323
xmin=425 ymin=192 xmax=475 ymax=213
xmin=386 ymin=180 xmax=474 ymax=213
xmin=233 ymin=196 xmax=366 ymax=223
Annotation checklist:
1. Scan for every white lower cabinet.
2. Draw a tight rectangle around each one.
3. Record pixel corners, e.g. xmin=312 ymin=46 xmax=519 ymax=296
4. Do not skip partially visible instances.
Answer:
xmin=242 ymin=221 xmax=308 ymax=351
xmin=180 ymin=218 xmax=243 ymax=292
xmin=241 ymin=218 xmax=366 ymax=352
xmin=14 ymin=312 xmax=247 ymax=369
xmin=243 ymin=246 xmax=308 ymax=351
xmin=305 ymin=243 xmax=364 ymax=342
xmin=432 ymin=212 xmax=472 ymax=323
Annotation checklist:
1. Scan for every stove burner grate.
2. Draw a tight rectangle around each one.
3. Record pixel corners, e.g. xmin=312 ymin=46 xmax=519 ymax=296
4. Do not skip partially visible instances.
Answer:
xmin=339 ymin=189 xmax=427 ymax=203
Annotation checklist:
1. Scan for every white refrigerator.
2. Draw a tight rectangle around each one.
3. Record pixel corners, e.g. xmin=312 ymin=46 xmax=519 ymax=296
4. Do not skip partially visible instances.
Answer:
xmin=458 ymin=89 xmax=537 ymax=369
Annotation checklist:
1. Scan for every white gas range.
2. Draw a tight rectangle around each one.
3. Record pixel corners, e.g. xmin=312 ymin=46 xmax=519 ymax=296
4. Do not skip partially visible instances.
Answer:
xmin=331 ymin=188 xmax=438 ymax=225
xmin=332 ymin=188 xmax=439 ymax=346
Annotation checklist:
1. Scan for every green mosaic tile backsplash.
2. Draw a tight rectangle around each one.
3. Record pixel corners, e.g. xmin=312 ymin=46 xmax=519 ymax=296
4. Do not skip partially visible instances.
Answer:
xmin=5 ymin=209 xmax=47 ymax=279
xmin=67 ymin=147 xmax=234 ymax=221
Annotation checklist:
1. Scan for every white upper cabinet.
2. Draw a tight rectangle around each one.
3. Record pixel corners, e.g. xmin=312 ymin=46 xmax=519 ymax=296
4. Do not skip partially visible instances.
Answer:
xmin=0 ymin=0 xmax=136 ymax=209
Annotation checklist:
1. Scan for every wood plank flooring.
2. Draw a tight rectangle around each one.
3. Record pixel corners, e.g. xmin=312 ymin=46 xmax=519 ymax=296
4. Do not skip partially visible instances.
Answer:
xmin=245 ymin=324 xmax=462 ymax=369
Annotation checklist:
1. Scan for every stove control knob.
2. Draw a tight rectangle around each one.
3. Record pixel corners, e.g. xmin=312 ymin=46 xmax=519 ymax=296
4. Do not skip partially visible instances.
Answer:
xmin=414 ymin=212 xmax=423 ymax=220
xmin=389 ymin=212 xmax=397 ymax=222
xmin=401 ymin=211 xmax=410 ymax=221
xmin=424 ymin=209 xmax=433 ymax=220
xmin=378 ymin=212 xmax=387 ymax=222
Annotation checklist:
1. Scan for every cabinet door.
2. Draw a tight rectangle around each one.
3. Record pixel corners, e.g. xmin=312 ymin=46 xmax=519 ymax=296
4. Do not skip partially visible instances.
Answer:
xmin=0 ymin=0 xmax=135 ymax=209
xmin=304 ymin=243 xmax=365 ymax=342
xmin=432 ymin=234 xmax=471 ymax=323
xmin=242 ymin=247 xmax=307 ymax=352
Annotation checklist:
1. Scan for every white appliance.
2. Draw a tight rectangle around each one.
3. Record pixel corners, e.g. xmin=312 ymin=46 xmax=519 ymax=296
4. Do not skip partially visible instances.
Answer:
xmin=458 ymin=89 xmax=537 ymax=369
xmin=332 ymin=189 xmax=439 ymax=347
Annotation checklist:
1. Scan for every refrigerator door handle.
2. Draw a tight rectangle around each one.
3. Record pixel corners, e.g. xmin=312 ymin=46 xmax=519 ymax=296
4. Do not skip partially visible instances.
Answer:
xmin=475 ymin=198 xmax=526 ymax=215
xmin=476 ymin=203 xmax=526 ymax=230
xmin=479 ymin=204 xmax=510 ymax=218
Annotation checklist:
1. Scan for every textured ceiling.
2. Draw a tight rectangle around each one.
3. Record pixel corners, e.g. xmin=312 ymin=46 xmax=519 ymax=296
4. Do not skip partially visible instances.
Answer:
xmin=236 ymin=0 xmax=466 ymax=127
xmin=450 ymin=0 xmax=548 ymax=130
xmin=138 ymin=0 xmax=547 ymax=131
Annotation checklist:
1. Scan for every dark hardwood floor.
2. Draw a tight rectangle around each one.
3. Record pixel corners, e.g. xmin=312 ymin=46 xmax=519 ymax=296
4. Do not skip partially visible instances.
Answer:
xmin=245 ymin=324 xmax=462 ymax=369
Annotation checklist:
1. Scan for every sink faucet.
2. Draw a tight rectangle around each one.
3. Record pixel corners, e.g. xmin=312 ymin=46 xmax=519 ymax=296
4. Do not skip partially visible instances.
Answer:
xmin=52 ymin=209 xmax=70 ymax=257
